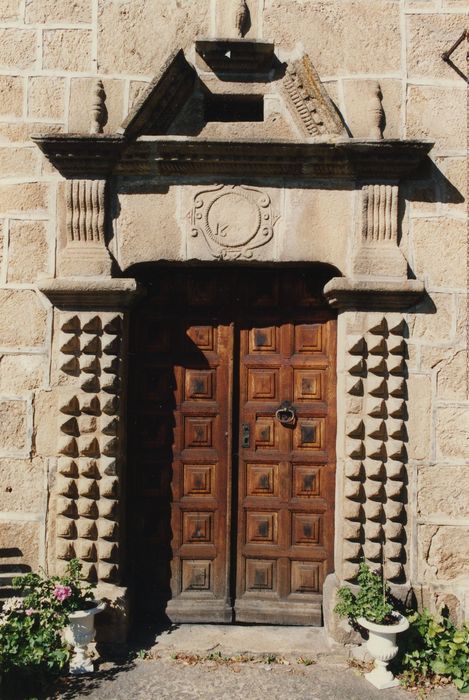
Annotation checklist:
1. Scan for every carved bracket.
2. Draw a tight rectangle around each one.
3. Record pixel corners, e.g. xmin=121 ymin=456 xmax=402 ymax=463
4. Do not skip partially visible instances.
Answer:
xmin=352 ymin=182 xmax=407 ymax=279
xmin=59 ymin=179 xmax=112 ymax=277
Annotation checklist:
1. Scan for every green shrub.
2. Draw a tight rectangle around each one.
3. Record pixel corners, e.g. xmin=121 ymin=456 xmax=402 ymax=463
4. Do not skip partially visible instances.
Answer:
xmin=398 ymin=609 xmax=469 ymax=693
xmin=334 ymin=562 xmax=395 ymax=624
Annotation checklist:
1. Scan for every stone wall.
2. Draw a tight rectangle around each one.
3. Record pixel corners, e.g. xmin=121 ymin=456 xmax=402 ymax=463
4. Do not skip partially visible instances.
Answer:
xmin=0 ymin=0 xmax=467 ymax=622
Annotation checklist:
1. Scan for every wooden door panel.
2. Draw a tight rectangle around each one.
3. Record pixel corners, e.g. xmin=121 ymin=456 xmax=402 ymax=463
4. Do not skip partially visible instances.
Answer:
xmin=235 ymin=308 xmax=336 ymax=625
xmin=131 ymin=268 xmax=336 ymax=626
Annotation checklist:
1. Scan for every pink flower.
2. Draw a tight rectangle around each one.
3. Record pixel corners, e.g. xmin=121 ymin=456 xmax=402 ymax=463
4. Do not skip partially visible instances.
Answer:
xmin=25 ymin=608 xmax=35 ymax=616
xmin=53 ymin=584 xmax=72 ymax=602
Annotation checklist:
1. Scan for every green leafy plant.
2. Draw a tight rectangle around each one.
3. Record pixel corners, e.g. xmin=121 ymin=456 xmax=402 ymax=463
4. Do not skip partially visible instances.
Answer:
xmin=0 ymin=559 xmax=96 ymax=685
xmin=398 ymin=609 xmax=469 ymax=693
xmin=334 ymin=562 xmax=395 ymax=624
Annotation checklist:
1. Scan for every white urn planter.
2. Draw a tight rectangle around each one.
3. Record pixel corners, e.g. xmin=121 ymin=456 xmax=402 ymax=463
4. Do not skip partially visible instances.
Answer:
xmin=357 ymin=613 xmax=409 ymax=690
xmin=64 ymin=602 xmax=106 ymax=674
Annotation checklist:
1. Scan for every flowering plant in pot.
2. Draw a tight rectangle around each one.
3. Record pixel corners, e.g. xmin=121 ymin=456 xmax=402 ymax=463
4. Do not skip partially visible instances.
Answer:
xmin=0 ymin=558 xmax=104 ymax=691
xmin=335 ymin=562 xmax=409 ymax=690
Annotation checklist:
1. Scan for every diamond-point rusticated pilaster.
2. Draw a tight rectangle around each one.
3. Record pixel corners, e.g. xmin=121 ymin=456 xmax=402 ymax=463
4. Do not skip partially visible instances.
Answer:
xmin=342 ymin=315 xmax=408 ymax=583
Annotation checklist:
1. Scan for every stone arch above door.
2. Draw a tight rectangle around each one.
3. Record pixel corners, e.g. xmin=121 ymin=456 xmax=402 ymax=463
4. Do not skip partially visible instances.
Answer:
xmin=32 ymin=37 xmax=433 ymax=640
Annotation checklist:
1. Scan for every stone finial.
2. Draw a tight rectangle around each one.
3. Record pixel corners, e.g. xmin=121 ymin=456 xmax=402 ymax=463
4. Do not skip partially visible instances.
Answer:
xmin=367 ymin=82 xmax=384 ymax=140
xmin=234 ymin=0 xmax=250 ymax=38
xmin=90 ymin=80 xmax=108 ymax=135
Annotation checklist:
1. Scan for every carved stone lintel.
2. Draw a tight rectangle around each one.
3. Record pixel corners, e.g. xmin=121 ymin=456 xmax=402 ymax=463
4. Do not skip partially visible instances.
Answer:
xmin=323 ymin=278 xmax=425 ymax=311
xmin=37 ymin=277 xmax=142 ymax=310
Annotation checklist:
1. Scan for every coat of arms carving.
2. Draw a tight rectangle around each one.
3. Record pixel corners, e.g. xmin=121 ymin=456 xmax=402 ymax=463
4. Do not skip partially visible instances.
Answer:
xmin=189 ymin=184 xmax=278 ymax=260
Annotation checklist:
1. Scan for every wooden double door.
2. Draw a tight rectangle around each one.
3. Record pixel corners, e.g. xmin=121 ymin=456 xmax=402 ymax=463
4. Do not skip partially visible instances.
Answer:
xmin=130 ymin=268 xmax=336 ymax=625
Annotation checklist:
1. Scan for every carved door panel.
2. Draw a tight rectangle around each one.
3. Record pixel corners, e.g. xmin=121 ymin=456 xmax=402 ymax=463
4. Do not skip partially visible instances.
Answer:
xmin=131 ymin=272 xmax=233 ymax=622
xmin=235 ymin=309 xmax=336 ymax=625
xmin=130 ymin=269 xmax=336 ymax=625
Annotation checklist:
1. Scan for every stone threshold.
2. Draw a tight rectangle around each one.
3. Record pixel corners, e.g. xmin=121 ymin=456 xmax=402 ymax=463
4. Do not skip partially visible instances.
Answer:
xmin=149 ymin=624 xmax=340 ymax=657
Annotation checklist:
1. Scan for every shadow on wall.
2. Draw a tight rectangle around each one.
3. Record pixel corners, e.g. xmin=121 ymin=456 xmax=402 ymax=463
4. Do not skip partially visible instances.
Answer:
xmin=0 ymin=548 xmax=32 ymax=599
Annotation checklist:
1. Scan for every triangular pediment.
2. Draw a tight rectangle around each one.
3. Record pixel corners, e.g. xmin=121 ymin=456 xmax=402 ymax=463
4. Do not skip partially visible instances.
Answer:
xmin=118 ymin=41 xmax=347 ymax=141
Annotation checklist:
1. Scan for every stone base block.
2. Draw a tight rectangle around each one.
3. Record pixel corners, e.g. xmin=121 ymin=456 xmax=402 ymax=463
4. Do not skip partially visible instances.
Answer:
xmin=322 ymin=573 xmax=363 ymax=645
xmin=95 ymin=583 xmax=129 ymax=648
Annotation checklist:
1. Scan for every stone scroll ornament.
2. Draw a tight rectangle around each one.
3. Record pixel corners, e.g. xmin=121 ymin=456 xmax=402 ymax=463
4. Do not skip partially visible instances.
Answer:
xmin=343 ymin=317 xmax=408 ymax=583
xmin=190 ymin=184 xmax=278 ymax=260
xmin=56 ymin=312 xmax=123 ymax=584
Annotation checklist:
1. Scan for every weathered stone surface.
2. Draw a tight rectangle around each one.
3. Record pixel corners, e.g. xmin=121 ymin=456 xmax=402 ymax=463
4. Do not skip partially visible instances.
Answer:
xmin=0 ymin=220 xmax=3 ymax=273
xmin=407 ymin=13 xmax=469 ymax=80
xmin=97 ymin=0 xmax=210 ymax=74
xmin=34 ymin=390 xmax=57 ymax=457
xmin=0 ymin=182 xmax=48 ymax=215
xmin=0 ymin=521 xmax=41 ymax=572
xmin=436 ymin=156 xmax=467 ymax=215
xmin=128 ymin=80 xmax=150 ymax=113
xmin=43 ymin=29 xmax=92 ymax=71
xmin=264 ymin=0 xmax=401 ymax=75
xmin=25 ymin=0 xmax=92 ymax=23
xmin=436 ymin=407 xmax=469 ymax=461
xmin=7 ymin=219 xmax=49 ymax=283
xmin=455 ymin=294 xmax=467 ymax=342
xmin=437 ymin=350 xmax=468 ymax=401
xmin=0 ymin=399 xmax=29 ymax=456
xmin=343 ymin=79 xmax=402 ymax=139
xmin=413 ymin=217 xmax=466 ymax=289
xmin=69 ymin=78 xmax=124 ymax=134
xmin=0 ymin=28 xmax=36 ymax=69
xmin=419 ymin=466 xmax=469 ymax=519
xmin=0 ymin=458 xmax=44 ymax=512
xmin=116 ymin=184 xmax=182 ymax=269
xmin=0 ymin=147 xmax=38 ymax=179
xmin=0 ymin=290 xmax=47 ymax=347
xmin=279 ymin=187 xmax=351 ymax=270
xmin=0 ymin=0 xmax=22 ymax=20
xmin=0 ymin=123 xmax=63 ymax=144
xmin=407 ymin=374 xmax=431 ymax=461
xmin=420 ymin=525 xmax=469 ymax=582
xmin=407 ymin=85 xmax=466 ymax=152
xmin=28 ymin=76 xmax=66 ymax=121
xmin=408 ymin=293 xmax=454 ymax=343
xmin=0 ymin=75 xmax=23 ymax=119
xmin=0 ymin=354 xmax=45 ymax=392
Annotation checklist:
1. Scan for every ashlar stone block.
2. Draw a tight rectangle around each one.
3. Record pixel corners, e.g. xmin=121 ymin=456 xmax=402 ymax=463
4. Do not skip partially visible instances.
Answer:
xmin=263 ymin=0 xmax=401 ymax=76
xmin=28 ymin=76 xmax=66 ymax=121
xmin=0 ymin=399 xmax=29 ymax=457
xmin=437 ymin=350 xmax=468 ymax=402
xmin=407 ymin=13 xmax=469 ymax=81
xmin=0 ymin=354 xmax=45 ymax=392
xmin=0 ymin=458 xmax=44 ymax=511
xmin=418 ymin=466 xmax=469 ymax=519
xmin=7 ymin=219 xmax=49 ymax=283
xmin=407 ymin=85 xmax=466 ymax=153
xmin=25 ymin=0 xmax=92 ymax=23
xmin=436 ymin=407 xmax=469 ymax=461
xmin=0 ymin=290 xmax=47 ymax=347
xmin=0 ymin=182 xmax=48 ymax=216
xmin=413 ymin=217 xmax=466 ymax=290
xmin=420 ymin=525 xmax=469 ymax=582
xmin=0 ymin=147 xmax=38 ymax=179
xmin=0 ymin=75 xmax=24 ymax=119
xmin=97 ymin=0 xmax=210 ymax=74
xmin=0 ymin=521 xmax=41 ymax=572
xmin=0 ymin=28 xmax=36 ymax=69
xmin=43 ymin=29 xmax=92 ymax=72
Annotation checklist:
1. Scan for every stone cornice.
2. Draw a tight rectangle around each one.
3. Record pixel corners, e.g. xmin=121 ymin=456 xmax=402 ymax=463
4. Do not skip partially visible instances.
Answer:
xmin=37 ymin=277 xmax=143 ymax=309
xmin=32 ymin=134 xmax=433 ymax=180
xmin=323 ymin=277 xmax=426 ymax=310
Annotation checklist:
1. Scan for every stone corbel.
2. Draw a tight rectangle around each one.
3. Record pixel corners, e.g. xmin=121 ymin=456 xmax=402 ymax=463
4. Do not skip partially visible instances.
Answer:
xmin=58 ymin=179 xmax=113 ymax=277
xmin=352 ymin=182 xmax=407 ymax=280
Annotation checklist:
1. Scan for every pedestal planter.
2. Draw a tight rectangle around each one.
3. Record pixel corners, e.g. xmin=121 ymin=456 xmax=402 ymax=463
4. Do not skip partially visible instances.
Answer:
xmin=64 ymin=602 xmax=106 ymax=674
xmin=357 ymin=614 xmax=409 ymax=689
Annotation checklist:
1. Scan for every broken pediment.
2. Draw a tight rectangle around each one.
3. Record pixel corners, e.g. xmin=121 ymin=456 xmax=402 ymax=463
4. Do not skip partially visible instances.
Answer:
xmin=118 ymin=40 xmax=347 ymax=141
